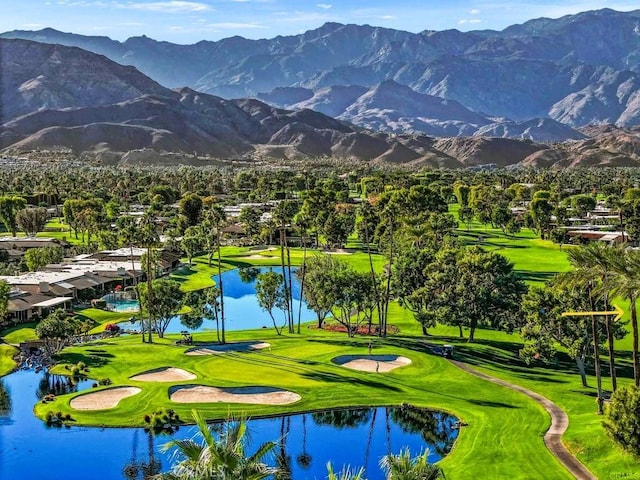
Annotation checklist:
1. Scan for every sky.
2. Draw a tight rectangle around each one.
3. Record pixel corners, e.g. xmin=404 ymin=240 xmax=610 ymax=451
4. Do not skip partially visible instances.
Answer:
xmin=1 ymin=0 xmax=639 ymax=44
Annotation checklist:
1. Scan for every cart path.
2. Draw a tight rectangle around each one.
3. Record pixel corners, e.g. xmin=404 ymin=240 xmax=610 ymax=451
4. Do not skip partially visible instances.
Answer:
xmin=450 ymin=359 xmax=597 ymax=480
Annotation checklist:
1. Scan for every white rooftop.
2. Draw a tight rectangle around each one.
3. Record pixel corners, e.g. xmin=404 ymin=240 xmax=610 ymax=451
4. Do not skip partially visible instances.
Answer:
xmin=101 ymin=247 xmax=147 ymax=257
xmin=32 ymin=297 xmax=73 ymax=308
xmin=0 ymin=270 xmax=85 ymax=285
xmin=0 ymin=236 xmax=58 ymax=242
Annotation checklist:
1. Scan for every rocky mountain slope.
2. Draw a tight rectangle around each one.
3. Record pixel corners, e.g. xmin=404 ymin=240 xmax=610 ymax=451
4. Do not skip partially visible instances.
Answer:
xmin=258 ymin=81 xmax=586 ymax=141
xmin=2 ymin=38 xmax=640 ymax=169
xmin=4 ymin=8 xmax=640 ymax=127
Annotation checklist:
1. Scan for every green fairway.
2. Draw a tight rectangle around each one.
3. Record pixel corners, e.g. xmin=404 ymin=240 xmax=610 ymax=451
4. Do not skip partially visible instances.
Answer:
xmin=450 ymin=203 xmax=572 ymax=286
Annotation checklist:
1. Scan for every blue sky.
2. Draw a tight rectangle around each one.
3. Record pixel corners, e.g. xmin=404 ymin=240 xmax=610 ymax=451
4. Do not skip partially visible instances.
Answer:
xmin=2 ymin=0 xmax=638 ymax=43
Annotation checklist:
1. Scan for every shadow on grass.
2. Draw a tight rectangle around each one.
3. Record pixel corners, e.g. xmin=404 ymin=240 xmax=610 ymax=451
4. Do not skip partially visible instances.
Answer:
xmin=515 ymin=271 xmax=559 ymax=283
xmin=299 ymin=370 xmax=402 ymax=391
xmin=467 ymin=399 xmax=518 ymax=409
xmin=56 ymin=351 xmax=113 ymax=368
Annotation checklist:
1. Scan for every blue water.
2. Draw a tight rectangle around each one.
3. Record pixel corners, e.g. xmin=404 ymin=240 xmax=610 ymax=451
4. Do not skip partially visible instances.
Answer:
xmin=0 ymin=370 xmax=458 ymax=480
xmin=117 ymin=267 xmax=316 ymax=334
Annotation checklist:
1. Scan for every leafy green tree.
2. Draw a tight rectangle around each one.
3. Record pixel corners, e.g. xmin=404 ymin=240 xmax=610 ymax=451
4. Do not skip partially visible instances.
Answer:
xmin=255 ymin=270 xmax=287 ymax=335
xmin=181 ymin=226 xmax=204 ymax=266
xmin=571 ymin=194 xmax=596 ymax=218
xmin=0 ymin=196 xmax=27 ymax=236
xmin=380 ymin=447 xmax=445 ymax=480
xmin=158 ymin=410 xmax=278 ymax=479
xmin=297 ymin=255 xmax=338 ymax=328
xmin=15 ymin=207 xmax=48 ymax=237
xmin=179 ymin=193 xmax=203 ymax=228
xmin=436 ymin=247 xmax=525 ymax=342
xmin=137 ymin=279 xmax=184 ymax=338
xmin=603 ymin=386 xmax=640 ymax=457
xmin=238 ymin=207 xmax=261 ymax=243
xmin=520 ymin=282 xmax=594 ymax=387
xmin=0 ymin=280 xmax=9 ymax=321
xmin=529 ymin=197 xmax=553 ymax=239
xmin=24 ymin=246 xmax=64 ymax=271
xmin=36 ymin=309 xmax=80 ymax=355
xmin=453 ymin=182 xmax=470 ymax=207
xmin=393 ymin=248 xmax=437 ymax=335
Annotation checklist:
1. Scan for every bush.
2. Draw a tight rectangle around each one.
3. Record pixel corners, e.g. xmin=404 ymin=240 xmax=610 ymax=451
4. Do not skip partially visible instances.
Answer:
xmin=98 ymin=378 xmax=112 ymax=386
xmin=603 ymin=386 xmax=640 ymax=456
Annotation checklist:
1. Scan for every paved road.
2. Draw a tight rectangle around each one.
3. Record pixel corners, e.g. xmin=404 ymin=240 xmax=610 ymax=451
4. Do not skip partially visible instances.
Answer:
xmin=450 ymin=359 xmax=597 ymax=480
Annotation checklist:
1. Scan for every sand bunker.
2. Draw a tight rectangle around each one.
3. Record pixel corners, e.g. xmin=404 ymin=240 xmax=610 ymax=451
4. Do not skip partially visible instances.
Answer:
xmin=130 ymin=367 xmax=196 ymax=382
xmin=70 ymin=387 xmax=142 ymax=410
xmin=325 ymin=249 xmax=352 ymax=255
xmin=170 ymin=385 xmax=301 ymax=405
xmin=332 ymin=355 xmax=412 ymax=372
xmin=186 ymin=341 xmax=271 ymax=356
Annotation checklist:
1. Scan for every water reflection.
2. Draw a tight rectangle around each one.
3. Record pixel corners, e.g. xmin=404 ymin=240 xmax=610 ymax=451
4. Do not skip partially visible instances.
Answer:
xmin=36 ymin=373 xmax=94 ymax=399
xmin=0 ymin=369 xmax=458 ymax=480
xmin=0 ymin=380 xmax=10 ymax=417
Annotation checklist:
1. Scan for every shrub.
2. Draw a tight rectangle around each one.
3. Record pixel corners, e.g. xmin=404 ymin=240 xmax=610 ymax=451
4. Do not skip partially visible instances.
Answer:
xmin=603 ymin=386 xmax=640 ymax=456
xmin=98 ymin=378 xmax=112 ymax=386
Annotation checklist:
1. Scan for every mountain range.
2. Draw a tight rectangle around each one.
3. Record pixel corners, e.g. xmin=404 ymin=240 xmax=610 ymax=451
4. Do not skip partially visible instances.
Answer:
xmin=3 ymin=8 xmax=640 ymax=129
xmin=2 ymin=9 xmax=640 ymax=167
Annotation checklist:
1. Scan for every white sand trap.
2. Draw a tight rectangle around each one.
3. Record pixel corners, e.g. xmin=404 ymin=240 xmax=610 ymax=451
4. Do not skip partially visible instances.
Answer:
xmin=186 ymin=341 xmax=271 ymax=356
xmin=332 ymin=355 xmax=412 ymax=372
xmin=130 ymin=367 xmax=196 ymax=382
xmin=70 ymin=387 xmax=141 ymax=410
xmin=325 ymin=249 xmax=352 ymax=255
xmin=170 ymin=385 xmax=301 ymax=405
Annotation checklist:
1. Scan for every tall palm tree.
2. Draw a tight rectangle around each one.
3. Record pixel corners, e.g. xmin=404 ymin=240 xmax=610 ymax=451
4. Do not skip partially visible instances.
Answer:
xmin=585 ymin=243 xmax=619 ymax=392
xmin=565 ymin=244 xmax=619 ymax=392
xmin=610 ymin=248 xmax=640 ymax=386
xmin=380 ymin=448 xmax=445 ymax=480
xmin=204 ymin=205 xmax=227 ymax=344
xmin=156 ymin=411 xmax=278 ymax=480
xmin=560 ymin=247 xmax=606 ymax=414
xmin=138 ymin=211 xmax=160 ymax=343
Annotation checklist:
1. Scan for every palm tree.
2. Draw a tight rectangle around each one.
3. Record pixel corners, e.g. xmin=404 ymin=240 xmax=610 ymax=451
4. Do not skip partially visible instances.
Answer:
xmin=560 ymin=247 xmax=606 ymax=414
xmin=380 ymin=448 xmax=445 ymax=480
xmin=610 ymin=248 xmax=640 ymax=386
xmin=138 ymin=211 xmax=160 ymax=343
xmin=326 ymin=463 xmax=366 ymax=480
xmin=584 ymin=243 xmax=619 ymax=392
xmin=203 ymin=205 xmax=227 ymax=344
xmin=156 ymin=411 xmax=278 ymax=480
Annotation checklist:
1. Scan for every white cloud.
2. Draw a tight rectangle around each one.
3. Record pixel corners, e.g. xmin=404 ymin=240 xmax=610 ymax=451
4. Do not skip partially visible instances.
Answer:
xmin=169 ymin=25 xmax=184 ymax=30
xmin=458 ymin=18 xmax=482 ymax=24
xmin=117 ymin=1 xmax=212 ymax=13
xmin=470 ymin=8 xmax=480 ymax=15
xmin=207 ymin=22 xmax=267 ymax=29
xmin=379 ymin=15 xmax=397 ymax=20
xmin=23 ymin=23 xmax=44 ymax=28
xmin=316 ymin=3 xmax=332 ymax=9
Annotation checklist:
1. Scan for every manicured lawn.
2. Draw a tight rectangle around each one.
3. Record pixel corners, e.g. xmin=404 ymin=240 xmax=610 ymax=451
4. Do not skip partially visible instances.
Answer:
xmin=38 ymin=325 xmax=569 ymax=480
xmin=0 ymin=322 xmax=38 ymax=344
xmin=450 ymin=203 xmax=572 ymax=286
xmin=0 ymin=344 xmax=18 ymax=376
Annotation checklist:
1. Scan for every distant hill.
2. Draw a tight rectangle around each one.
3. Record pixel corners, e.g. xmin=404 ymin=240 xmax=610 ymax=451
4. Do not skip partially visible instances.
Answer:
xmin=4 ymin=8 xmax=640 ymax=127
xmin=257 ymin=81 xmax=586 ymax=142
xmin=3 ymin=37 xmax=640 ymax=169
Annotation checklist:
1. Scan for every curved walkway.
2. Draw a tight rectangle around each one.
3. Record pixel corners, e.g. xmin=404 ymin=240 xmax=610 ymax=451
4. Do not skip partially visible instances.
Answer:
xmin=450 ymin=359 xmax=596 ymax=480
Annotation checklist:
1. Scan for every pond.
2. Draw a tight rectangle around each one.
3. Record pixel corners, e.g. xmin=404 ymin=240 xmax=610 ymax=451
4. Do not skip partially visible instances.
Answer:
xmin=117 ymin=266 xmax=316 ymax=334
xmin=0 ymin=369 xmax=458 ymax=479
